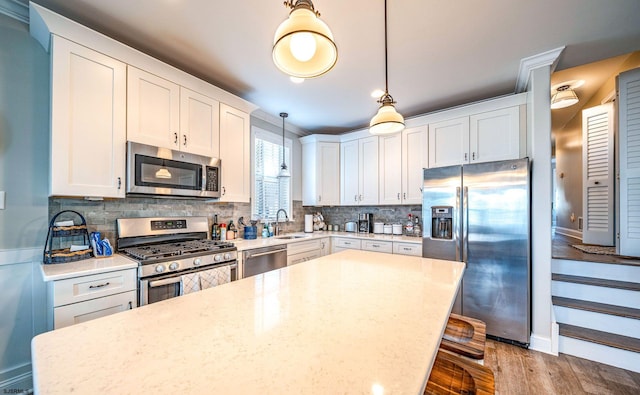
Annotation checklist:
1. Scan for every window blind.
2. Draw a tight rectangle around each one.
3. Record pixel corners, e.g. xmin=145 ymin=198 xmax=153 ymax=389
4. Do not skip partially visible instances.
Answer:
xmin=254 ymin=131 xmax=291 ymax=221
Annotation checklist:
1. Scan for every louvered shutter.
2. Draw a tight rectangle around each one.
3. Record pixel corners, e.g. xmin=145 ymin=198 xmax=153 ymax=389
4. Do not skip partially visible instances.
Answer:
xmin=582 ymin=103 xmax=615 ymax=245
xmin=618 ymin=67 xmax=640 ymax=256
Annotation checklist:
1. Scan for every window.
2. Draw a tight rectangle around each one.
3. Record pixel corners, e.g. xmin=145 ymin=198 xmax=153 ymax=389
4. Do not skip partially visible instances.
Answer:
xmin=253 ymin=128 xmax=292 ymax=221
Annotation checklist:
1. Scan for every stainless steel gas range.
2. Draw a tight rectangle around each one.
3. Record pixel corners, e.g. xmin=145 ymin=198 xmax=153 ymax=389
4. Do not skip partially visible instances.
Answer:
xmin=116 ymin=216 xmax=238 ymax=306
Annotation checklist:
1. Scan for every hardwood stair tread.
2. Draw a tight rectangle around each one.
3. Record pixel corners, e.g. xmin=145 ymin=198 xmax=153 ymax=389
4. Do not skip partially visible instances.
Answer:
xmin=558 ymin=323 xmax=640 ymax=353
xmin=552 ymin=273 xmax=640 ymax=291
xmin=552 ymin=296 xmax=640 ymax=320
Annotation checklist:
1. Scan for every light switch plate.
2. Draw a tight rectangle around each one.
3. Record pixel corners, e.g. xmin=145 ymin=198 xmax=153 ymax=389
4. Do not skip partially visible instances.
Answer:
xmin=0 ymin=191 xmax=5 ymax=210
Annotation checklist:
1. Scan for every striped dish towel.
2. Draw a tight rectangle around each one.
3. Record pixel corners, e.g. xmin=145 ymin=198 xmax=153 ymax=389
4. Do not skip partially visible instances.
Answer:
xmin=200 ymin=265 xmax=231 ymax=290
xmin=180 ymin=272 xmax=201 ymax=295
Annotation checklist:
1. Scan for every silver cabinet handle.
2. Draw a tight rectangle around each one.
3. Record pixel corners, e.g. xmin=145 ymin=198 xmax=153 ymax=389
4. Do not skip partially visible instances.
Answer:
xmin=174 ymin=132 xmax=178 ymax=144
xmin=464 ymin=153 xmax=468 ymax=161
xmin=359 ymin=194 xmax=362 ymax=201
xmin=372 ymin=244 xmax=380 ymax=248
xmin=403 ymin=247 xmax=411 ymax=251
xmin=397 ymin=193 xmax=400 ymax=200
xmin=472 ymin=152 xmax=476 ymax=160
xmin=89 ymin=282 xmax=110 ymax=289
xmin=403 ymin=192 xmax=406 ymax=200
xmin=117 ymin=177 xmax=121 ymax=190
xmin=183 ymin=134 xmax=187 ymax=146
xmin=318 ymin=195 xmax=322 ymax=202
xmin=354 ymin=194 xmax=358 ymax=202
xmin=128 ymin=301 xmax=133 ymax=309
xmin=222 ymin=186 xmax=226 ymax=195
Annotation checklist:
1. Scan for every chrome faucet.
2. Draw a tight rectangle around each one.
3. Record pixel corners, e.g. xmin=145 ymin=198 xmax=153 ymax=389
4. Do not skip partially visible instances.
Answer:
xmin=275 ymin=209 xmax=289 ymax=236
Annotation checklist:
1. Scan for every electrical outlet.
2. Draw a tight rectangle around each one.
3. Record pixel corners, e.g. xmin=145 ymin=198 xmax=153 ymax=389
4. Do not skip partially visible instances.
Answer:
xmin=570 ymin=212 xmax=575 ymax=222
xmin=0 ymin=191 xmax=5 ymax=210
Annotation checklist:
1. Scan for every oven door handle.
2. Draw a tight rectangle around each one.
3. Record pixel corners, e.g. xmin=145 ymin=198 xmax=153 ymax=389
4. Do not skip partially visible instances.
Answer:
xmin=147 ymin=263 xmax=238 ymax=288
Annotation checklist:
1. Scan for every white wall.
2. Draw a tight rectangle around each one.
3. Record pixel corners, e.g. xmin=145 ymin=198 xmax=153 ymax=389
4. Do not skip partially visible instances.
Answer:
xmin=0 ymin=13 xmax=50 ymax=392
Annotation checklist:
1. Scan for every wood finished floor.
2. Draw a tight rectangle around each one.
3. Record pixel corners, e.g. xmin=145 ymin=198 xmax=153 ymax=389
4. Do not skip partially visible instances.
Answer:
xmin=484 ymin=340 xmax=640 ymax=395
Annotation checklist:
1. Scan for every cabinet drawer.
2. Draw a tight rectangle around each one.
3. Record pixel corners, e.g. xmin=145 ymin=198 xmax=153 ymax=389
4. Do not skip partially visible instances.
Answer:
xmin=52 ymin=269 xmax=137 ymax=307
xmin=333 ymin=238 xmax=361 ymax=249
xmin=393 ymin=242 xmax=422 ymax=256
xmin=287 ymin=249 xmax=322 ymax=266
xmin=54 ymin=290 xmax=136 ymax=329
xmin=287 ymin=238 xmax=322 ymax=255
xmin=361 ymin=240 xmax=393 ymax=254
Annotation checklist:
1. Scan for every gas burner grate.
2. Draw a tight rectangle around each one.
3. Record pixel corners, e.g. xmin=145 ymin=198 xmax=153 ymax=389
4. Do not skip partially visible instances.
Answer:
xmin=122 ymin=240 xmax=235 ymax=261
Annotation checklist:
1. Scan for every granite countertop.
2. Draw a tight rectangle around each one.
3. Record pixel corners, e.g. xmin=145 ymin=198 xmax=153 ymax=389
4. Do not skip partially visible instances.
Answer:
xmin=31 ymin=250 xmax=464 ymax=394
xmin=40 ymin=254 xmax=138 ymax=281
xmin=232 ymin=230 xmax=422 ymax=252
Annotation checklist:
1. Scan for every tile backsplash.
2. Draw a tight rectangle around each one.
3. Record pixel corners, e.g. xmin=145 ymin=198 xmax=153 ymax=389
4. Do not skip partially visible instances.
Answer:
xmin=303 ymin=205 xmax=423 ymax=230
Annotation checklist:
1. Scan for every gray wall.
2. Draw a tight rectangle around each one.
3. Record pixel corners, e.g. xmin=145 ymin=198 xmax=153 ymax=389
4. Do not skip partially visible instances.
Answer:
xmin=0 ymin=13 xmax=49 ymax=393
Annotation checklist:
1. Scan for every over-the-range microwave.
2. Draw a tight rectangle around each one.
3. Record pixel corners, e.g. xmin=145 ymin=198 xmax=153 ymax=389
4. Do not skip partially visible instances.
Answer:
xmin=126 ymin=141 xmax=221 ymax=199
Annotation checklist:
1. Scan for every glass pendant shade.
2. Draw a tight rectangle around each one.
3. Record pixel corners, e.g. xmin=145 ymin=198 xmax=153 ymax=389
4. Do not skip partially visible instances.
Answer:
xmin=551 ymin=85 xmax=579 ymax=109
xmin=278 ymin=164 xmax=291 ymax=178
xmin=273 ymin=1 xmax=338 ymax=78
xmin=370 ymin=99 xmax=405 ymax=135
xmin=155 ymin=167 xmax=172 ymax=179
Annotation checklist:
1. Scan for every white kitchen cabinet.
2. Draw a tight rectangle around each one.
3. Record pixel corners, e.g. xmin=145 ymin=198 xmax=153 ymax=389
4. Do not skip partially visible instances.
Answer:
xmin=301 ymin=136 xmax=341 ymax=206
xmin=219 ymin=103 xmax=251 ymax=202
xmin=179 ymin=87 xmax=220 ymax=158
xmin=287 ymin=238 xmax=323 ymax=266
xmin=361 ymin=240 xmax=393 ymax=254
xmin=340 ymin=136 xmax=378 ymax=205
xmin=319 ymin=237 xmax=331 ymax=256
xmin=379 ymin=126 xmax=428 ymax=205
xmin=331 ymin=237 xmax=361 ymax=254
xmin=127 ymin=66 xmax=180 ymax=150
xmin=128 ymin=67 xmax=220 ymax=158
xmin=47 ymin=268 xmax=137 ymax=330
xmin=393 ymin=242 xmax=422 ymax=256
xmin=50 ymin=35 xmax=127 ymax=198
xmin=428 ymin=106 xmax=520 ymax=168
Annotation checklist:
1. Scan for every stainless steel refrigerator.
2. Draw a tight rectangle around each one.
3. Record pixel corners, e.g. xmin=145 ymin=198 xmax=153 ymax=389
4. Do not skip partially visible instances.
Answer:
xmin=422 ymin=158 xmax=530 ymax=345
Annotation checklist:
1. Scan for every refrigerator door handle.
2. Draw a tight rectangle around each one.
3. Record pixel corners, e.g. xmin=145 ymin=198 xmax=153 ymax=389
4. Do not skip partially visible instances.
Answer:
xmin=463 ymin=186 xmax=469 ymax=263
xmin=455 ymin=186 xmax=461 ymax=261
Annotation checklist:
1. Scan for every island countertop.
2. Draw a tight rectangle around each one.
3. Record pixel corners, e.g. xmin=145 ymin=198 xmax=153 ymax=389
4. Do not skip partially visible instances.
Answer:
xmin=31 ymin=250 xmax=464 ymax=394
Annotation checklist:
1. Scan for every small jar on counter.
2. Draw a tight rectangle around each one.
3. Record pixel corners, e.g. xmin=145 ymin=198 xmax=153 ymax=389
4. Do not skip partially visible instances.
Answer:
xmin=220 ymin=223 xmax=227 ymax=241
xmin=227 ymin=220 xmax=236 ymax=240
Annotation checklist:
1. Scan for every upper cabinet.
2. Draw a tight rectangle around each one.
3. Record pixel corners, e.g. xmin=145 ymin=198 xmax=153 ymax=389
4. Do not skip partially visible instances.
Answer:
xmin=127 ymin=66 xmax=220 ymax=158
xmin=429 ymin=106 xmax=520 ymax=168
xmin=341 ymin=136 xmax=378 ymax=205
xmin=49 ymin=36 xmax=126 ymax=198
xmin=300 ymin=136 xmax=340 ymax=206
xmin=379 ymin=126 xmax=428 ymax=205
xmin=219 ymin=104 xmax=250 ymax=203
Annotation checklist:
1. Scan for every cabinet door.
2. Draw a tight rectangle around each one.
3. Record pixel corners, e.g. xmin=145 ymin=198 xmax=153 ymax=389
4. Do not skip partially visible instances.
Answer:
xmin=469 ymin=106 xmax=520 ymax=163
xmin=379 ymin=134 xmax=403 ymax=205
xmin=341 ymin=140 xmax=360 ymax=205
xmin=359 ymin=136 xmax=379 ymax=205
xmin=319 ymin=237 xmax=331 ymax=256
xmin=318 ymin=142 xmax=341 ymax=205
xmin=402 ymin=126 xmax=428 ymax=204
xmin=361 ymin=240 xmax=393 ymax=254
xmin=127 ymin=66 xmax=180 ymax=150
xmin=50 ymin=36 xmax=126 ymax=198
xmin=428 ymin=117 xmax=469 ymax=168
xmin=53 ymin=290 xmax=136 ymax=329
xmin=180 ymin=87 xmax=220 ymax=158
xmin=219 ymin=103 xmax=250 ymax=202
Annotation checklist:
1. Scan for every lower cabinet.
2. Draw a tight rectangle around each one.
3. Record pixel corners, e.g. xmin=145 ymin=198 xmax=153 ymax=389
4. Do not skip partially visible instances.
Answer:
xmin=392 ymin=242 xmax=422 ymax=256
xmin=287 ymin=239 xmax=323 ymax=266
xmin=331 ymin=237 xmax=362 ymax=254
xmin=47 ymin=268 xmax=137 ymax=330
xmin=362 ymin=240 xmax=393 ymax=254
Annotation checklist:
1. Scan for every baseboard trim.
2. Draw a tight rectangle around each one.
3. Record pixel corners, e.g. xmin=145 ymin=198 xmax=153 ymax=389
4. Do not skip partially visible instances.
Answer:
xmin=0 ymin=363 xmax=32 ymax=393
xmin=529 ymin=333 xmax=555 ymax=355
xmin=553 ymin=227 xmax=582 ymax=240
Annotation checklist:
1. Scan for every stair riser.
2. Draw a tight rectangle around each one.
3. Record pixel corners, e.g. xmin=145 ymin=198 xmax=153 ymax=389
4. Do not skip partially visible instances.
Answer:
xmin=558 ymin=336 xmax=640 ymax=373
xmin=552 ymin=282 xmax=640 ymax=309
xmin=552 ymin=259 xmax=640 ymax=280
xmin=554 ymin=306 xmax=640 ymax=338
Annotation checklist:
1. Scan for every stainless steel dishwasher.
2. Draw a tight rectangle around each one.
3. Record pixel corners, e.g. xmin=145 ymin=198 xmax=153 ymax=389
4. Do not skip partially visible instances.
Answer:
xmin=242 ymin=244 xmax=287 ymax=278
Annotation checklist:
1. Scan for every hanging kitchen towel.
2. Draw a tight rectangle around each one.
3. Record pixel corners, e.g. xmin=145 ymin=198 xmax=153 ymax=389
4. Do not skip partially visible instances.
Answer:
xmin=200 ymin=265 xmax=231 ymax=290
xmin=180 ymin=272 xmax=201 ymax=295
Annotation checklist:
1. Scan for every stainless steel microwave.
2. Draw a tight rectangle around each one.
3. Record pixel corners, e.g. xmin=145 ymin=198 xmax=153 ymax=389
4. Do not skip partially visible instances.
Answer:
xmin=126 ymin=141 xmax=221 ymax=198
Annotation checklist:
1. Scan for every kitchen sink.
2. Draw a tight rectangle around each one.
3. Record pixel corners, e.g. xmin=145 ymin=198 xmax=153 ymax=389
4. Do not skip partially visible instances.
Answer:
xmin=275 ymin=234 xmax=311 ymax=239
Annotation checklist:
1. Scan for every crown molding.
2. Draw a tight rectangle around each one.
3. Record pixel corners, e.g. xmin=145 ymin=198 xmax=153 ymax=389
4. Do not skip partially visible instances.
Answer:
xmin=0 ymin=0 xmax=28 ymax=23
xmin=515 ymin=46 xmax=565 ymax=93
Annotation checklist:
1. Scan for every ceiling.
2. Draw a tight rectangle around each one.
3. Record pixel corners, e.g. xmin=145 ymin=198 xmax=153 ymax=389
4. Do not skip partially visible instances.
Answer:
xmin=24 ymin=0 xmax=640 ymax=134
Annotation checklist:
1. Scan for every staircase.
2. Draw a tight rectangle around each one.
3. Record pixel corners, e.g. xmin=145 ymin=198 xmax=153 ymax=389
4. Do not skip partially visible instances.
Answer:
xmin=551 ymin=259 xmax=640 ymax=373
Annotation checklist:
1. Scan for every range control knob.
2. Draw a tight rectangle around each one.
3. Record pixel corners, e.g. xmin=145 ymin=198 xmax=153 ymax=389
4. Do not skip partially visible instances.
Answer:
xmin=155 ymin=265 xmax=165 ymax=273
xmin=169 ymin=262 xmax=179 ymax=271
xmin=224 ymin=253 xmax=232 ymax=260
xmin=193 ymin=258 xmax=202 ymax=266
xmin=214 ymin=254 xmax=222 ymax=262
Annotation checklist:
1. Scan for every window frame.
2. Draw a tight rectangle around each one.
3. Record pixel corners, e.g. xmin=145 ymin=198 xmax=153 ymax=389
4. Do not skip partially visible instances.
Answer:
xmin=251 ymin=126 xmax=293 ymax=222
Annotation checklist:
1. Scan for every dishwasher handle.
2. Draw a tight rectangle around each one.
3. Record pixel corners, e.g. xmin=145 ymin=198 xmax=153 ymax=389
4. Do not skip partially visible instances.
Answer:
xmin=244 ymin=246 xmax=287 ymax=259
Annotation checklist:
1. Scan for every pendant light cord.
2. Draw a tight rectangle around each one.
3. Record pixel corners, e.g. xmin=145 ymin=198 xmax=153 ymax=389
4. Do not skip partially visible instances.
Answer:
xmin=280 ymin=112 xmax=288 ymax=166
xmin=384 ymin=0 xmax=389 ymax=95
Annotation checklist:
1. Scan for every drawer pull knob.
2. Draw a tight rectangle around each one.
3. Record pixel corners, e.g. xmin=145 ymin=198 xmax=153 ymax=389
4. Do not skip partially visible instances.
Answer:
xmin=372 ymin=244 xmax=380 ymax=247
xmin=89 ymin=282 xmax=110 ymax=289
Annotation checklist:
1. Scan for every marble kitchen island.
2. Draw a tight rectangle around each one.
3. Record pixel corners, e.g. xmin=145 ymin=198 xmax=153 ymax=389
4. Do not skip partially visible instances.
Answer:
xmin=31 ymin=250 xmax=464 ymax=394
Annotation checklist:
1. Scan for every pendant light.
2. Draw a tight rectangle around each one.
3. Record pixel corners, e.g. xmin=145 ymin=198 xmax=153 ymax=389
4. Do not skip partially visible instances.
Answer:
xmin=273 ymin=0 xmax=338 ymax=79
xmin=278 ymin=112 xmax=291 ymax=178
xmin=370 ymin=0 xmax=404 ymax=135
